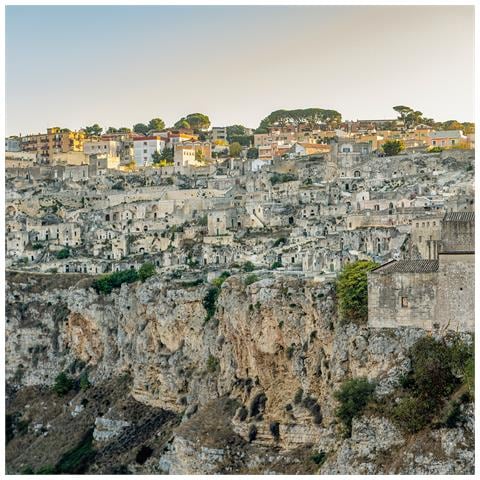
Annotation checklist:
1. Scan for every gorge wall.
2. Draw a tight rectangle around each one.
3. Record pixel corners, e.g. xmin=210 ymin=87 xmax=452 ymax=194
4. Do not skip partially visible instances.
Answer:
xmin=5 ymin=271 xmax=474 ymax=474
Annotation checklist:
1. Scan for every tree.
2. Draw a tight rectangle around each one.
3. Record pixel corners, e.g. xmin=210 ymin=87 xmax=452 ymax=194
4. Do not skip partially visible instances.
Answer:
xmin=226 ymin=125 xmax=248 ymax=142
xmin=148 ymin=118 xmax=165 ymax=132
xmin=106 ymin=127 xmax=118 ymax=134
xmin=160 ymin=146 xmax=174 ymax=162
xmin=392 ymin=106 xmax=424 ymax=129
xmin=247 ymin=147 xmax=259 ymax=159
xmin=336 ymin=260 xmax=378 ymax=323
xmin=151 ymin=151 xmax=162 ymax=164
xmin=229 ymin=142 xmax=242 ymax=157
xmin=133 ymin=123 xmax=149 ymax=135
xmin=174 ymin=113 xmax=211 ymax=132
xmin=174 ymin=119 xmax=191 ymax=130
xmin=382 ymin=139 xmax=405 ymax=156
xmin=257 ymin=108 xmax=342 ymax=132
xmin=84 ymin=124 xmax=102 ymax=136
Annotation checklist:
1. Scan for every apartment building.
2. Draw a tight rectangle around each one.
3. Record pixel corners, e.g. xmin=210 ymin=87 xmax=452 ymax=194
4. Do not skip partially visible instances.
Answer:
xmin=20 ymin=127 xmax=85 ymax=160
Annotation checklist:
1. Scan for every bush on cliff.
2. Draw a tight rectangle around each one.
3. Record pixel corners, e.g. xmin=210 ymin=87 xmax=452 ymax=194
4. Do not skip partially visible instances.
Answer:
xmin=92 ymin=269 xmax=139 ymax=294
xmin=203 ymin=287 xmax=220 ymax=322
xmin=53 ymin=371 xmax=74 ymax=396
xmin=334 ymin=377 xmax=376 ymax=437
xmin=387 ymin=335 xmax=474 ymax=433
xmin=138 ymin=262 xmax=156 ymax=282
xmin=335 ymin=260 xmax=378 ymax=323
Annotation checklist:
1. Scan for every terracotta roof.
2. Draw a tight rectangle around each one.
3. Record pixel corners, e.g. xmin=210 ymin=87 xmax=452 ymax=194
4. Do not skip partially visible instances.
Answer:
xmin=372 ymin=260 xmax=439 ymax=274
xmin=298 ymin=142 xmax=329 ymax=149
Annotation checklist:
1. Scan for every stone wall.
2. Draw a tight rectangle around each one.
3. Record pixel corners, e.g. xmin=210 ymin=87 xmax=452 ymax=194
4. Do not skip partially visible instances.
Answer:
xmin=435 ymin=253 xmax=474 ymax=331
xmin=368 ymin=271 xmax=437 ymax=330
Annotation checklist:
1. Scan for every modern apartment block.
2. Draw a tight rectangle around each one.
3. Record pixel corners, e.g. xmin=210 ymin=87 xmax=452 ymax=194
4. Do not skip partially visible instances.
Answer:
xmin=20 ymin=127 xmax=85 ymax=160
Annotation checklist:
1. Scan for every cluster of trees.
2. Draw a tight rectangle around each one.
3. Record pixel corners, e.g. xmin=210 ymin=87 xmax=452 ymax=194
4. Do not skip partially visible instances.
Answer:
xmin=174 ymin=113 xmax=211 ymax=132
xmin=256 ymin=108 xmax=342 ymax=133
xmin=336 ymin=260 xmax=379 ymax=323
xmin=106 ymin=127 xmax=131 ymax=134
xmin=392 ymin=105 xmax=474 ymax=133
xmin=133 ymin=118 xmax=166 ymax=135
xmin=92 ymin=262 xmax=156 ymax=294
xmin=83 ymin=124 xmax=103 ymax=136
xmin=226 ymin=125 xmax=253 ymax=146
xmin=382 ymin=139 xmax=405 ymax=156
xmin=388 ymin=336 xmax=473 ymax=433
xmin=152 ymin=146 xmax=174 ymax=164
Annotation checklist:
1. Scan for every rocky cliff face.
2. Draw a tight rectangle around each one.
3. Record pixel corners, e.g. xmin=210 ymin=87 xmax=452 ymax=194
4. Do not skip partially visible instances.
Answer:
xmin=5 ymin=271 xmax=474 ymax=474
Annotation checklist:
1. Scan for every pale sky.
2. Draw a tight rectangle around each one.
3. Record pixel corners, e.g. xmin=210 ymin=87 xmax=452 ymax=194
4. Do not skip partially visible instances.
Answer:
xmin=5 ymin=5 xmax=475 ymax=136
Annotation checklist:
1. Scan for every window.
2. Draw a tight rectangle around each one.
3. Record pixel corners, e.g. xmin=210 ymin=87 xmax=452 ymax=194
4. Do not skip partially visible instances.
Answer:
xmin=401 ymin=297 xmax=408 ymax=308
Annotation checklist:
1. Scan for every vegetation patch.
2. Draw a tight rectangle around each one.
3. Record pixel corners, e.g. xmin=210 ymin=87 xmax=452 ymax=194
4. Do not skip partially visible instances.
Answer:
xmin=270 ymin=173 xmax=298 ymax=185
xmin=206 ymin=354 xmax=220 ymax=373
xmin=335 ymin=260 xmax=378 ymax=323
xmin=53 ymin=371 xmax=75 ymax=396
xmin=334 ymin=377 xmax=376 ymax=437
xmin=55 ymin=428 xmax=96 ymax=474
xmin=203 ymin=287 xmax=220 ymax=322
xmin=387 ymin=335 xmax=474 ymax=433
xmin=311 ymin=451 xmax=327 ymax=466
xmin=244 ymin=274 xmax=259 ymax=286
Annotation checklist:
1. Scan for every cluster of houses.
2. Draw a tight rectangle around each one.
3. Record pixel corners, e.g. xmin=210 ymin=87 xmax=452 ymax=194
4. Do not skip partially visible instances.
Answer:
xmin=5 ymin=117 xmax=474 ymax=295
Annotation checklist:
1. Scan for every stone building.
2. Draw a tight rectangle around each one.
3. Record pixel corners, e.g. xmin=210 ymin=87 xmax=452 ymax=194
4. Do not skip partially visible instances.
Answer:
xmin=368 ymin=212 xmax=474 ymax=332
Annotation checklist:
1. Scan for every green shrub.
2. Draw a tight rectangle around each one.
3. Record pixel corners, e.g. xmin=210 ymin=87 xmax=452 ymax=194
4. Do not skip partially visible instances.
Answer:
xmin=409 ymin=336 xmax=458 ymax=399
xmin=463 ymin=356 xmax=474 ymax=399
xmin=203 ymin=287 xmax=220 ymax=322
xmin=385 ymin=335 xmax=474 ymax=432
xmin=311 ymin=451 xmax=327 ymax=466
xmin=245 ymin=274 xmax=259 ymax=286
xmin=272 ymin=237 xmax=287 ymax=248
xmin=334 ymin=378 xmax=376 ymax=437
xmin=20 ymin=466 xmax=35 ymax=474
xmin=212 ymin=271 xmax=230 ymax=287
xmin=53 ymin=371 xmax=74 ymax=396
xmin=36 ymin=465 xmax=57 ymax=475
xmin=206 ymin=355 xmax=219 ymax=373
xmin=429 ymin=146 xmax=443 ymax=152
xmin=438 ymin=399 xmax=463 ymax=428
xmin=382 ymin=139 xmax=405 ymax=156
xmin=79 ymin=372 xmax=91 ymax=391
xmin=335 ymin=260 xmax=378 ymax=323
xmin=32 ymin=243 xmax=44 ymax=250
xmin=138 ymin=262 xmax=156 ymax=282
xmin=270 ymin=173 xmax=298 ymax=185
xmin=92 ymin=269 xmax=139 ymax=294
xmin=391 ymin=395 xmax=433 ymax=433
xmin=55 ymin=429 xmax=95 ymax=474
xmin=243 ymin=261 xmax=255 ymax=272
xmin=56 ymin=248 xmax=70 ymax=259
xmin=271 ymin=261 xmax=282 ymax=269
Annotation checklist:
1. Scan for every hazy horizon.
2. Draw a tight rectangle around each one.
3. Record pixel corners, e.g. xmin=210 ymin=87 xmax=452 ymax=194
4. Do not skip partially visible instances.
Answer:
xmin=6 ymin=5 xmax=475 ymax=136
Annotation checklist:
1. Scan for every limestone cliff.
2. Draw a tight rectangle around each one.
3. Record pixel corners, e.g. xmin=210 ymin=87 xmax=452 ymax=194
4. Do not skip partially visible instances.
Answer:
xmin=5 ymin=271 xmax=474 ymax=474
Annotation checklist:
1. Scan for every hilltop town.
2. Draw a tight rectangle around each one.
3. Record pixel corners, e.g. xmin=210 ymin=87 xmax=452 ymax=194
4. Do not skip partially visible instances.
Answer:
xmin=5 ymin=108 xmax=475 ymax=278
xmin=5 ymin=106 xmax=475 ymax=474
